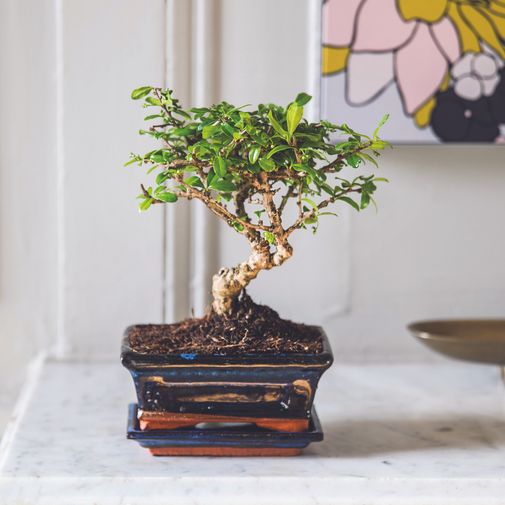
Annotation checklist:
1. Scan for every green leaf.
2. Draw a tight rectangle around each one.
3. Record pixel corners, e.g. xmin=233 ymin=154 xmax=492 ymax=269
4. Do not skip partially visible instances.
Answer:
xmin=213 ymin=156 xmax=227 ymax=177
xmin=360 ymin=152 xmax=378 ymax=168
xmin=184 ymin=176 xmax=204 ymax=188
xmin=320 ymin=182 xmax=335 ymax=196
xmin=124 ymin=157 xmax=139 ymax=167
xmin=371 ymin=139 xmax=388 ymax=150
xmin=286 ymin=102 xmax=303 ymax=139
xmin=295 ymin=92 xmax=312 ymax=106
xmin=346 ymin=153 xmax=362 ymax=168
xmin=193 ymin=143 xmax=212 ymax=160
xmin=172 ymin=126 xmax=195 ymax=137
xmin=302 ymin=197 xmax=318 ymax=211
xmin=173 ymin=109 xmax=191 ymax=119
xmin=292 ymin=163 xmax=308 ymax=172
xmin=221 ymin=123 xmax=237 ymax=137
xmin=139 ymin=198 xmax=153 ymax=211
xmin=373 ymin=113 xmax=389 ymax=140
xmin=295 ymin=132 xmax=321 ymax=142
xmin=150 ymin=151 xmax=166 ymax=163
xmin=266 ymin=145 xmax=292 ymax=159
xmin=338 ymin=196 xmax=360 ymax=212
xmin=131 ymin=86 xmax=152 ymax=100
xmin=248 ymin=146 xmax=261 ymax=164
xmin=267 ymin=110 xmax=288 ymax=139
xmin=360 ymin=192 xmax=370 ymax=210
xmin=144 ymin=114 xmax=162 ymax=121
xmin=206 ymin=169 xmax=215 ymax=187
xmin=232 ymin=221 xmax=245 ymax=232
xmin=190 ymin=106 xmax=210 ymax=115
xmin=369 ymin=195 xmax=378 ymax=212
xmin=156 ymin=171 xmax=170 ymax=185
xmin=264 ymin=231 xmax=276 ymax=244
xmin=259 ymin=158 xmax=275 ymax=172
xmin=202 ymin=125 xmax=220 ymax=139
xmin=210 ymin=179 xmax=236 ymax=192
xmin=157 ymin=192 xmax=178 ymax=203
xmin=145 ymin=96 xmax=162 ymax=106
xmin=293 ymin=163 xmax=319 ymax=180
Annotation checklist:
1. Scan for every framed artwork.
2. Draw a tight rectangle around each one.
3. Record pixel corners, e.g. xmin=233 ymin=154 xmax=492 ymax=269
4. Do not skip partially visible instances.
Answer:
xmin=322 ymin=0 xmax=505 ymax=143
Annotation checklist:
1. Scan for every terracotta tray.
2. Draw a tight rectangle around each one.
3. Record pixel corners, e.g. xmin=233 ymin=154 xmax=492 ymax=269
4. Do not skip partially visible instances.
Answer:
xmin=126 ymin=403 xmax=323 ymax=457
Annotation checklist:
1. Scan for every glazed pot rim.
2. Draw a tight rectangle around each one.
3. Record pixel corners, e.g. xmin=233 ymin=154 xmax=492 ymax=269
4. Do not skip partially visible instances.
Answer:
xmin=121 ymin=324 xmax=333 ymax=369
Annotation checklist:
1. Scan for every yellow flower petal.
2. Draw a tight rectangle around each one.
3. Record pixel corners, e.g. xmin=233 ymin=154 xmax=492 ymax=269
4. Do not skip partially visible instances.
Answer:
xmin=397 ymin=0 xmax=448 ymax=23
xmin=447 ymin=3 xmax=481 ymax=52
xmin=459 ymin=4 xmax=505 ymax=59
xmin=322 ymin=46 xmax=349 ymax=76
xmin=488 ymin=9 xmax=505 ymax=40
xmin=491 ymin=0 xmax=505 ymax=16
xmin=440 ymin=72 xmax=450 ymax=92
xmin=414 ymin=97 xmax=436 ymax=128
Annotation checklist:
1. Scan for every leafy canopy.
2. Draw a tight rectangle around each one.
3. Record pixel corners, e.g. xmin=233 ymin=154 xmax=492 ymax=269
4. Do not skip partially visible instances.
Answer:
xmin=126 ymin=87 xmax=389 ymax=244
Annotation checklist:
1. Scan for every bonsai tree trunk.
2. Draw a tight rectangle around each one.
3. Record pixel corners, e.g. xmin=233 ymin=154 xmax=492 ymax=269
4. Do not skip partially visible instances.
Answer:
xmin=212 ymin=241 xmax=293 ymax=315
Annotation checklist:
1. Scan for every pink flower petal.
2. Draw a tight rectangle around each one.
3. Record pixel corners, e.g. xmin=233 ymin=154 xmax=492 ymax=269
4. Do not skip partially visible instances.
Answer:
xmin=346 ymin=52 xmax=394 ymax=104
xmin=353 ymin=0 xmax=416 ymax=52
xmin=430 ymin=18 xmax=461 ymax=63
xmin=395 ymin=24 xmax=448 ymax=114
xmin=323 ymin=0 xmax=364 ymax=47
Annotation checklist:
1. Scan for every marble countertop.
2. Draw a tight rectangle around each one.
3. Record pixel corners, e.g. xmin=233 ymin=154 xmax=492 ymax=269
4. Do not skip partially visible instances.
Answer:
xmin=1 ymin=358 xmax=505 ymax=504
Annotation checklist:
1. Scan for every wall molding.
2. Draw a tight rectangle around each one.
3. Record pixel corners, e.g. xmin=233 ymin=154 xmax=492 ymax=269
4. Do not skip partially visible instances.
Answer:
xmin=164 ymin=0 xmax=222 ymax=321
xmin=55 ymin=0 xmax=66 ymax=358
xmin=163 ymin=0 xmax=193 ymax=323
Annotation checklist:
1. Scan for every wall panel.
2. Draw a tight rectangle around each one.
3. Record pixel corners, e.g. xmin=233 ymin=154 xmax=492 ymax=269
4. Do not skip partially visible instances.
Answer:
xmin=59 ymin=0 xmax=166 ymax=357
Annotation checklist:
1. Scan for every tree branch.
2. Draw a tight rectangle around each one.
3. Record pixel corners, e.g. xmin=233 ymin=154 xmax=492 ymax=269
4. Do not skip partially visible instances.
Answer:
xmin=278 ymin=184 xmax=297 ymax=214
xmin=286 ymin=186 xmax=360 ymax=236
xmin=259 ymin=172 xmax=284 ymax=235
xmin=171 ymin=177 xmax=272 ymax=235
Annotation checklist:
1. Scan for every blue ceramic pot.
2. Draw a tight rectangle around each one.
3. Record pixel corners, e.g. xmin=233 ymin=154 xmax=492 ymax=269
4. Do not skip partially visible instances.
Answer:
xmin=121 ymin=325 xmax=333 ymax=420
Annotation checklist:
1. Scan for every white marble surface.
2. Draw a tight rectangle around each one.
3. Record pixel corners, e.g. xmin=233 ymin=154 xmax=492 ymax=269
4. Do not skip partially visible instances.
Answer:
xmin=2 ymin=359 xmax=505 ymax=504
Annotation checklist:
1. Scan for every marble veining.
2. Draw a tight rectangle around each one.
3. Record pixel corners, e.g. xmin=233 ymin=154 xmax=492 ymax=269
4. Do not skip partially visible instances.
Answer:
xmin=1 ymin=360 xmax=505 ymax=504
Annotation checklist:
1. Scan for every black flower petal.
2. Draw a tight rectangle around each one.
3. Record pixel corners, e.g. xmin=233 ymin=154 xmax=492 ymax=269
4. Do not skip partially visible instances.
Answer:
xmin=431 ymin=88 xmax=499 ymax=142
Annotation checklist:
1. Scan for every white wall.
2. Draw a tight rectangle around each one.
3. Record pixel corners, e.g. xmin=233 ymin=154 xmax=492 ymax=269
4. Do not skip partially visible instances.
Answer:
xmin=58 ymin=0 xmax=166 ymax=358
xmin=334 ymin=146 xmax=505 ymax=361
xmin=1 ymin=0 xmax=504 ymax=422
xmin=0 ymin=0 xmax=58 ymax=417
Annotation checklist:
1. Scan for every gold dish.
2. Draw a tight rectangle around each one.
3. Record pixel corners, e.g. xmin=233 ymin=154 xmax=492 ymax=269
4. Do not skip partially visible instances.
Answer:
xmin=408 ymin=319 xmax=505 ymax=365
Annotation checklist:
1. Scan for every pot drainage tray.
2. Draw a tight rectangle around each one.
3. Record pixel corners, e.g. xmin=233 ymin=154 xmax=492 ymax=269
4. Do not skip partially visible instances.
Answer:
xmin=126 ymin=403 xmax=323 ymax=456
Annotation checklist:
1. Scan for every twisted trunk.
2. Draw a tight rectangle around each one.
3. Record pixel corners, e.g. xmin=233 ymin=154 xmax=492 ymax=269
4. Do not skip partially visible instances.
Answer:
xmin=211 ymin=242 xmax=293 ymax=315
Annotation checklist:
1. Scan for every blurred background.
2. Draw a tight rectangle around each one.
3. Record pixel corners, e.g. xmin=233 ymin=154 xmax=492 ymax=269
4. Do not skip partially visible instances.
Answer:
xmin=0 ymin=0 xmax=504 ymax=430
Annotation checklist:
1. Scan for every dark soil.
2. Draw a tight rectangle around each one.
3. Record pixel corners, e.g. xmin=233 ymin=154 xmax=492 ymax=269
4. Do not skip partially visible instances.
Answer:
xmin=128 ymin=294 xmax=323 ymax=355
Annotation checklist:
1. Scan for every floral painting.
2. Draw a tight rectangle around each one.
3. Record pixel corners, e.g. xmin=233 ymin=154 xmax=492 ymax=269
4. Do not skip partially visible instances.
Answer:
xmin=322 ymin=0 xmax=505 ymax=143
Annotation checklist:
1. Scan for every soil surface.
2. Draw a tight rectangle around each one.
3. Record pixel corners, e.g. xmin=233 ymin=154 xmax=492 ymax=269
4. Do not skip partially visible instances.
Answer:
xmin=128 ymin=294 xmax=323 ymax=355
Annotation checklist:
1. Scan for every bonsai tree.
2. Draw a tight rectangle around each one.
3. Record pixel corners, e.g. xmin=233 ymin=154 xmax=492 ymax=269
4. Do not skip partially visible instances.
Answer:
xmin=126 ymin=87 xmax=388 ymax=316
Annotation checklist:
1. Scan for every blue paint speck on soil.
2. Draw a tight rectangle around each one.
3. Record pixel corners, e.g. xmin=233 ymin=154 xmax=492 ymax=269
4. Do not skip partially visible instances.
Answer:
xmin=180 ymin=353 xmax=197 ymax=360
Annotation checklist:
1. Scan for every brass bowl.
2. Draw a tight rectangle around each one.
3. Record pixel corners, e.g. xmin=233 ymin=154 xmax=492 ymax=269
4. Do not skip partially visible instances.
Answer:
xmin=408 ymin=319 xmax=505 ymax=365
